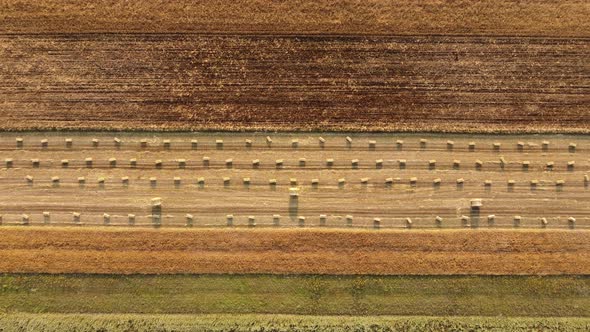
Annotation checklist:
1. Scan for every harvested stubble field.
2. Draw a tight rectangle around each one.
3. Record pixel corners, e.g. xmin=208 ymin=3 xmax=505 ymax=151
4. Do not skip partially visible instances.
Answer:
xmin=0 ymin=132 xmax=588 ymax=228
xmin=0 ymin=227 xmax=588 ymax=275
xmin=1 ymin=1 xmax=589 ymax=134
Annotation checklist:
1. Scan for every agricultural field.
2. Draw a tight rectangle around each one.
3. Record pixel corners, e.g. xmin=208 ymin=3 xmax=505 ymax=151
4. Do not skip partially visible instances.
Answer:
xmin=1 ymin=0 xmax=589 ymax=331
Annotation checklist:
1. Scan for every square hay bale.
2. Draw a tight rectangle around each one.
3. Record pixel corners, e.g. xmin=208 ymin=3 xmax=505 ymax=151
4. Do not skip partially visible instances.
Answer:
xmin=385 ymin=178 xmax=393 ymax=184
xmin=298 ymin=216 xmax=306 ymax=227
xmin=488 ymin=215 xmax=495 ymax=224
xmin=446 ymin=140 xmax=454 ymax=149
xmin=318 ymin=137 xmax=326 ymax=145
xmin=522 ymin=161 xmax=530 ymax=169
xmin=275 ymin=159 xmax=284 ymax=167
xmin=268 ymin=178 xmax=277 ymax=186
xmin=289 ymin=189 xmax=299 ymax=198
xmin=186 ymin=214 xmax=194 ymax=226
xmin=435 ymin=216 xmax=443 ymax=225
xmin=346 ymin=215 xmax=353 ymax=227
xmin=326 ymin=158 xmax=334 ymax=166
xmin=351 ymin=159 xmax=359 ymax=167
xmin=513 ymin=216 xmax=521 ymax=226
xmin=546 ymin=161 xmax=554 ymax=169
xmin=40 ymin=139 xmax=48 ymax=148
xmin=5 ymin=158 xmax=13 ymax=168
xmin=409 ymin=177 xmax=417 ymax=184
xmin=243 ymin=177 xmax=251 ymax=185
xmin=128 ymin=214 xmax=135 ymax=224
xmin=62 ymin=158 xmax=70 ymax=167
xmin=202 ymin=156 xmax=210 ymax=166
xmin=273 ymin=214 xmax=281 ymax=226
xmin=429 ymin=160 xmax=436 ymax=168
xmin=85 ymin=157 xmax=93 ymax=168
xmin=109 ymin=158 xmax=117 ymax=167
xmin=16 ymin=138 xmax=23 ymax=148
xmin=65 ymin=138 xmax=73 ymax=147
xmin=129 ymin=158 xmax=137 ymax=168
xmin=25 ymin=175 xmax=34 ymax=183
xmin=97 ymin=177 xmax=105 ymax=185
xmin=155 ymin=160 xmax=163 ymax=168
xmin=373 ymin=218 xmax=381 ymax=229
xmin=150 ymin=177 xmax=157 ymax=186
xmin=398 ymin=159 xmax=406 ymax=167
xmin=542 ymin=141 xmax=550 ymax=149
xmin=291 ymin=139 xmax=299 ymax=148
xmin=289 ymin=178 xmax=297 ymax=185
xmin=584 ymin=174 xmax=589 ymax=184
xmin=191 ymin=139 xmax=198 ymax=149
xmin=113 ymin=137 xmax=122 ymax=146
xmin=72 ymin=212 xmax=81 ymax=223
xmin=433 ymin=178 xmax=441 ymax=185
xmin=265 ymin=136 xmax=272 ymax=145
xmin=499 ymin=157 xmax=507 ymax=166
xmin=177 ymin=159 xmax=186 ymax=168
xmin=151 ymin=197 xmax=162 ymax=206
xmin=226 ymin=214 xmax=234 ymax=226
xmin=471 ymin=199 xmax=483 ymax=208
xmin=507 ymin=179 xmax=516 ymax=186
xmin=22 ymin=214 xmax=30 ymax=224
xmin=121 ymin=176 xmax=129 ymax=185
xmin=338 ymin=178 xmax=346 ymax=186
xmin=406 ymin=217 xmax=413 ymax=227
xmin=223 ymin=177 xmax=231 ymax=185
xmin=252 ymin=159 xmax=260 ymax=167
xmin=484 ymin=180 xmax=492 ymax=187
xmin=43 ymin=211 xmax=50 ymax=223
xmin=556 ymin=180 xmax=565 ymax=187
xmin=92 ymin=138 xmax=99 ymax=147
xmin=299 ymin=158 xmax=306 ymax=167
xmin=51 ymin=176 xmax=60 ymax=184
xmin=568 ymin=217 xmax=576 ymax=224
xmin=244 ymin=139 xmax=252 ymax=147
xmin=174 ymin=177 xmax=182 ymax=185
xmin=468 ymin=142 xmax=476 ymax=150
xmin=475 ymin=160 xmax=483 ymax=168
xmin=248 ymin=216 xmax=256 ymax=227
xmin=461 ymin=215 xmax=470 ymax=226
xmin=420 ymin=139 xmax=428 ymax=147
xmin=375 ymin=159 xmax=383 ymax=167
xmin=368 ymin=140 xmax=376 ymax=148
xmin=0 ymin=214 xmax=2 ymax=224
xmin=569 ymin=142 xmax=577 ymax=152
xmin=346 ymin=136 xmax=353 ymax=144
xmin=103 ymin=213 xmax=110 ymax=224
xmin=517 ymin=141 xmax=525 ymax=150
xmin=361 ymin=177 xmax=370 ymax=184
xmin=311 ymin=178 xmax=319 ymax=186
xmin=530 ymin=179 xmax=539 ymax=186
xmin=493 ymin=142 xmax=501 ymax=150
xmin=140 ymin=139 xmax=148 ymax=148
xmin=216 ymin=139 xmax=224 ymax=149
xmin=225 ymin=158 xmax=233 ymax=167
xmin=453 ymin=160 xmax=461 ymax=168
xmin=396 ymin=140 xmax=404 ymax=150
xmin=541 ymin=217 xmax=548 ymax=226
xmin=197 ymin=177 xmax=205 ymax=184
xmin=163 ymin=139 xmax=171 ymax=148
xmin=456 ymin=178 xmax=465 ymax=184
xmin=319 ymin=214 xmax=327 ymax=226
xmin=567 ymin=161 xmax=575 ymax=169
xmin=77 ymin=177 xmax=85 ymax=185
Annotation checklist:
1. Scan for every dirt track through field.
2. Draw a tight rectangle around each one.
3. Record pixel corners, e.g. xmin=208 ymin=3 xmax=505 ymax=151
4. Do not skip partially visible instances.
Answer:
xmin=0 ymin=227 xmax=588 ymax=275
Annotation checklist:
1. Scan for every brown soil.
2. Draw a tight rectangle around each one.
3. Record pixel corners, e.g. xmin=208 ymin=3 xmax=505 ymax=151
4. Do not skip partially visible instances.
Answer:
xmin=1 ymin=1 xmax=588 ymax=36
xmin=0 ymin=227 xmax=588 ymax=275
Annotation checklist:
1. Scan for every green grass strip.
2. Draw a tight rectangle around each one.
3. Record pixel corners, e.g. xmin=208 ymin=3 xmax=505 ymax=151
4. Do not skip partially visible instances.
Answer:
xmin=1 ymin=314 xmax=589 ymax=332
xmin=0 ymin=274 xmax=588 ymax=317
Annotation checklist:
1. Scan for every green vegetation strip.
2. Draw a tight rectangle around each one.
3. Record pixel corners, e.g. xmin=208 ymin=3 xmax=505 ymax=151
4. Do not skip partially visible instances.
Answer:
xmin=1 ymin=314 xmax=589 ymax=332
xmin=0 ymin=275 xmax=588 ymax=317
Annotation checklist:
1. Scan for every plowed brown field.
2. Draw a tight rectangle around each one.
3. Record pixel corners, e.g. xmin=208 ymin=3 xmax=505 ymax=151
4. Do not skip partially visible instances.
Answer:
xmin=0 ymin=227 xmax=588 ymax=275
